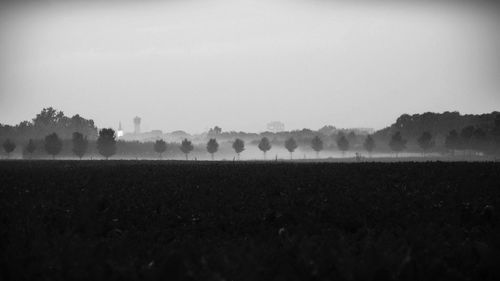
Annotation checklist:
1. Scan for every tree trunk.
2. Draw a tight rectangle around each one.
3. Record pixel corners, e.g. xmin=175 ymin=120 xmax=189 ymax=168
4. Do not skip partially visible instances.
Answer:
xmin=211 ymin=153 xmax=214 ymax=161
xmin=185 ymin=153 xmax=188 ymax=161
xmin=290 ymin=152 xmax=293 ymax=160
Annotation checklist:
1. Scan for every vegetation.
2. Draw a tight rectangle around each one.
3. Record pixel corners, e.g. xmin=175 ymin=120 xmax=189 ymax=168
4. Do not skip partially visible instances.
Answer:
xmin=2 ymin=139 xmax=16 ymax=158
xmin=284 ymin=137 xmax=298 ymax=159
xmin=72 ymin=132 xmax=89 ymax=160
xmin=154 ymin=139 xmax=167 ymax=158
xmin=206 ymin=138 xmax=219 ymax=160
xmin=25 ymin=139 xmax=36 ymax=158
xmin=417 ymin=131 xmax=435 ymax=155
xmin=180 ymin=139 xmax=194 ymax=160
xmin=258 ymin=137 xmax=272 ymax=159
xmin=445 ymin=130 xmax=460 ymax=155
xmin=336 ymin=134 xmax=349 ymax=156
xmin=311 ymin=136 xmax=323 ymax=158
xmin=232 ymin=138 xmax=245 ymax=160
xmin=97 ymin=128 xmax=117 ymax=160
xmin=363 ymin=135 xmax=375 ymax=156
xmin=389 ymin=132 xmax=407 ymax=157
xmin=44 ymin=133 xmax=63 ymax=159
xmin=0 ymin=107 xmax=98 ymax=141
xmin=1 ymin=161 xmax=499 ymax=281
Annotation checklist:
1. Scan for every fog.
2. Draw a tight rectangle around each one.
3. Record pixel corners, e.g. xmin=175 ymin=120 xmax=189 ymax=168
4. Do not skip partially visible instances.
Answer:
xmin=1 ymin=0 xmax=499 ymax=133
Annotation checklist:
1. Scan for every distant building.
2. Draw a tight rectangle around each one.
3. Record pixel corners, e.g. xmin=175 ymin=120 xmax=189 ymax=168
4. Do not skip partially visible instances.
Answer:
xmin=117 ymin=121 xmax=124 ymax=138
xmin=267 ymin=121 xmax=285 ymax=133
xmin=133 ymin=116 xmax=141 ymax=134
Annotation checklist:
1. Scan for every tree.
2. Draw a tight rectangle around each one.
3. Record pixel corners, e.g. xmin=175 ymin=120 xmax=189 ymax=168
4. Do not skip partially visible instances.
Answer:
xmin=336 ymin=134 xmax=349 ymax=156
xmin=25 ymin=139 xmax=36 ymax=158
xmin=389 ymin=131 xmax=407 ymax=157
xmin=154 ymin=139 xmax=167 ymax=158
xmin=232 ymin=138 xmax=245 ymax=160
xmin=284 ymin=137 xmax=298 ymax=159
xmin=492 ymin=115 xmax=500 ymax=153
xmin=417 ymin=131 xmax=435 ymax=156
xmin=459 ymin=126 xmax=475 ymax=156
xmin=445 ymin=130 xmax=459 ymax=155
xmin=363 ymin=135 xmax=375 ymax=156
xmin=72 ymin=132 xmax=88 ymax=160
xmin=3 ymin=139 xmax=16 ymax=159
xmin=311 ymin=136 xmax=323 ymax=158
xmin=45 ymin=133 xmax=63 ymax=159
xmin=206 ymin=138 xmax=219 ymax=160
xmin=180 ymin=139 xmax=194 ymax=160
xmin=97 ymin=128 xmax=116 ymax=160
xmin=472 ymin=128 xmax=487 ymax=154
xmin=258 ymin=137 xmax=272 ymax=159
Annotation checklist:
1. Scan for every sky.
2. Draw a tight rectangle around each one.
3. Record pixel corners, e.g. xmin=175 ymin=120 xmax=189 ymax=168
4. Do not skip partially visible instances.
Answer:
xmin=1 ymin=0 xmax=499 ymax=133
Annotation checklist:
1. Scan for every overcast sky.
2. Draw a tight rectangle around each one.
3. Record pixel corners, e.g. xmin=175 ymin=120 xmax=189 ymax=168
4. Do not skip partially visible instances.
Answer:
xmin=1 ymin=0 xmax=499 ymax=133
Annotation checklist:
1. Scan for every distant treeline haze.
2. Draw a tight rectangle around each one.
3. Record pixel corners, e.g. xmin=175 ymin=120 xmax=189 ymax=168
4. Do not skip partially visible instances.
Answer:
xmin=1 ymin=108 xmax=500 ymax=159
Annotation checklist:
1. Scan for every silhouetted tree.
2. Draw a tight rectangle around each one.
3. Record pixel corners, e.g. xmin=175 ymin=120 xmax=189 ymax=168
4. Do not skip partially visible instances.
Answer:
xmin=207 ymin=138 xmax=219 ymax=160
xmin=3 ymin=139 xmax=15 ymax=159
xmin=460 ymin=126 xmax=475 ymax=155
xmin=472 ymin=128 xmax=487 ymax=154
xmin=97 ymin=128 xmax=116 ymax=160
xmin=72 ymin=132 xmax=88 ymax=160
xmin=336 ymin=134 xmax=349 ymax=156
xmin=389 ymin=132 xmax=407 ymax=157
xmin=25 ymin=139 xmax=36 ymax=158
xmin=44 ymin=133 xmax=62 ymax=159
xmin=232 ymin=138 xmax=245 ymax=160
xmin=258 ymin=137 xmax=271 ymax=159
xmin=284 ymin=137 xmax=298 ymax=159
xmin=417 ymin=131 xmax=435 ymax=156
xmin=311 ymin=136 xmax=323 ymax=158
xmin=154 ymin=139 xmax=167 ymax=158
xmin=363 ymin=135 xmax=375 ymax=156
xmin=180 ymin=139 xmax=194 ymax=160
xmin=445 ymin=130 xmax=459 ymax=155
xmin=493 ymin=115 xmax=500 ymax=153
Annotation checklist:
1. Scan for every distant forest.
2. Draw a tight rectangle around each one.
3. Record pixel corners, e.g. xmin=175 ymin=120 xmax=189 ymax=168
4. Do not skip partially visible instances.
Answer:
xmin=1 ymin=108 xmax=500 ymax=159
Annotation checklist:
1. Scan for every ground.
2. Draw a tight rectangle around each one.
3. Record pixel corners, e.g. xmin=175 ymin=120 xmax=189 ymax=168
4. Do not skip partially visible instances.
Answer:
xmin=0 ymin=161 xmax=499 ymax=281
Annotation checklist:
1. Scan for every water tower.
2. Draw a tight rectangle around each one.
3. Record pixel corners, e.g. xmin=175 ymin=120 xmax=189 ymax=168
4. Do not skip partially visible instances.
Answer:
xmin=133 ymin=116 xmax=141 ymax=134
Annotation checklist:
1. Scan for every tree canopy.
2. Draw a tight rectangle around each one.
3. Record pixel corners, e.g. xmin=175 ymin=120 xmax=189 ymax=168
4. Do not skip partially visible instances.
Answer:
xmin=232 ymin=138 xmax=245 ymax=157
xmin=154 ymin=139 xmax=167 ymax=158
xmin=180 ymin=139 xmax=194 ymax=160
xmin=97 ymin=128 xmax=116 ymax=160
xmin=206 ymin=138 xmax=219 ymax=160
xmin=3 ymin=139 xmax=16 ymax=158
xmin=44 ymin=133 xmax=63 ymax=159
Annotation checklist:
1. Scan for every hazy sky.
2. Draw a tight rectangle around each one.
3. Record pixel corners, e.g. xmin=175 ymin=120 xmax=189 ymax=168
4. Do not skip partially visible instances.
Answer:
xmin=1 ymin=0 xmax=499 ymax=133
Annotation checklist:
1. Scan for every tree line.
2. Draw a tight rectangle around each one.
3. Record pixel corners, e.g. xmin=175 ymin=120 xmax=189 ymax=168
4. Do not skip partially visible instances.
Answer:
xmin=4 ymin=121 xmax=499 ymax=160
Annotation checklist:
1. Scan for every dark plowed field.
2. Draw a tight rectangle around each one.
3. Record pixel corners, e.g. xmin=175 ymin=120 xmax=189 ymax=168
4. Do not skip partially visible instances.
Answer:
xmin=1 ymin=161 xmax=499 ymax=281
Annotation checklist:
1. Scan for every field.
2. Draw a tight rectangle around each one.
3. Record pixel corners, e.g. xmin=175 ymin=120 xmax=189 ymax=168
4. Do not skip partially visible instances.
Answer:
xmin=1 ymin=161 xmax=500 ymax=281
